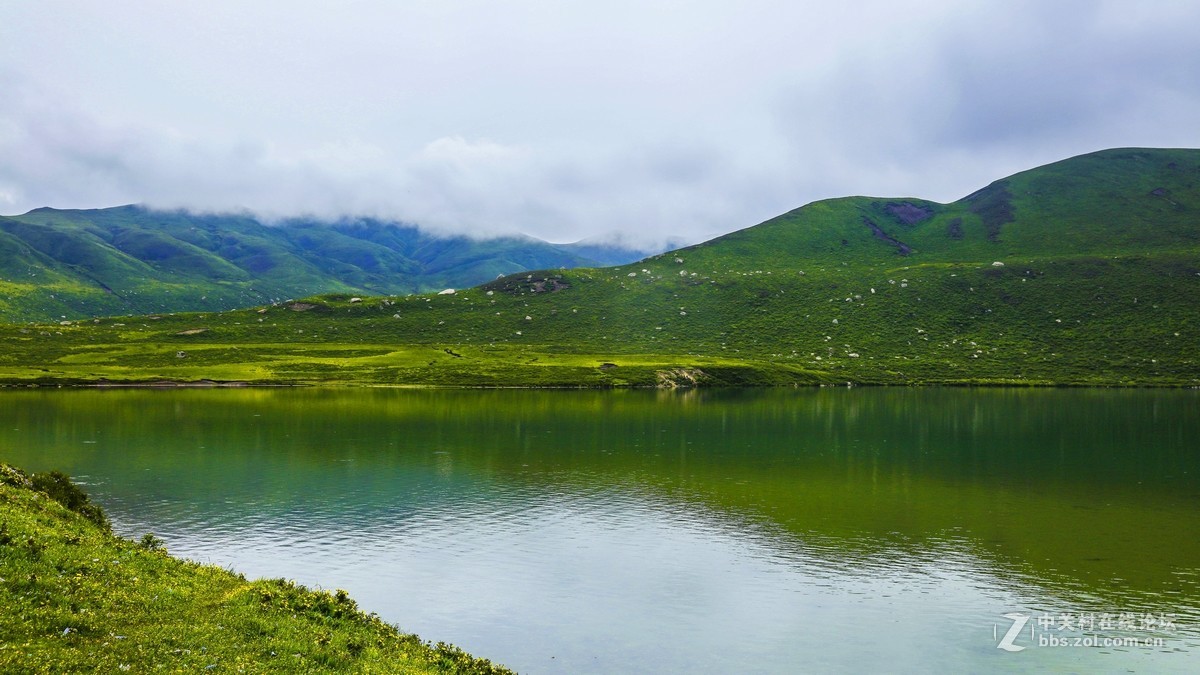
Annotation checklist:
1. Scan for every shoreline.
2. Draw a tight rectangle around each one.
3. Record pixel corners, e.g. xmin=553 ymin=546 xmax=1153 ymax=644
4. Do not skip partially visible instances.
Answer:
xmin=0 ymin=463 xmax=513 ymax=673
xmin=1 ymin=377 xmax=1196 ymax=390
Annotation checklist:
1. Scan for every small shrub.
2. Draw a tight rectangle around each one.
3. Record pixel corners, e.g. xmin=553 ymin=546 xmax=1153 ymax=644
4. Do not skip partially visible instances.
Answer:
xmin=432 ymin=641 xmax=511 ymax=675
xmin=29 ymin=470 xmax=111 ymax=531
xmin=138 ymin=532 xmax=166 ymax=552
xmin=0 ymin=464 xmax=33 ymax=489
xmin=24 ymin=535 xmax=45 ymax=555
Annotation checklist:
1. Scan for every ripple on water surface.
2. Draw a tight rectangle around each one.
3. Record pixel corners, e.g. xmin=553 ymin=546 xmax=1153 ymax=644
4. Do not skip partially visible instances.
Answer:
xmin=3 ymin=388 xmax=1198 ymax=674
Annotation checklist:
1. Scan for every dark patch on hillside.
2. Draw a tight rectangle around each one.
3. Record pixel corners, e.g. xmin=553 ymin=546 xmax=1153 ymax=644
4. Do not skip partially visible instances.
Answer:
xmin=531 ymin=277 xmax=570 ymax=293
xmin=946 ymin=217 xmax=964 ymax=240
xmin=480 ymin=271 xmax=571 ymax=296
xmin=862 ymin=218 xmax=912 ymax=255
xmin=966 ymin=181 xmax=1015 ymax=242
xmin=287 ymin=302 xmax=327 ymax=312
xmin=885 ymin=202 xmax=934 ymax=225
xmin=240 ymin=254 xmax=278 ymax=274
xmin=112 ymin=231 xmax=188 ymax=262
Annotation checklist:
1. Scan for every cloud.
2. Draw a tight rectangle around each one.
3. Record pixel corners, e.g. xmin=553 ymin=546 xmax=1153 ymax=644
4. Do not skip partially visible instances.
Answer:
xmin=0 ymin=74 xmax=765 ymax=246
xmin=771 ymin=0 xmax=1200 ymax=201
xmin=2 ymin=1 xmax=1198 ymax=245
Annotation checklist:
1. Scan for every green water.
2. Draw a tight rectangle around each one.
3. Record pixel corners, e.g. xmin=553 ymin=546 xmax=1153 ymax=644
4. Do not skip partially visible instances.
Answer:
xmin=1 ymin=387 xmax=1197 ymax=673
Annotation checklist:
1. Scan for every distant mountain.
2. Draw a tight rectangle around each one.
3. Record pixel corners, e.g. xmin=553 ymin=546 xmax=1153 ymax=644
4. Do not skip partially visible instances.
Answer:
xmin=0 ymin=206 xmax=667 ymax=321
xmin=558 ymin=235 xmax=693 ymax=267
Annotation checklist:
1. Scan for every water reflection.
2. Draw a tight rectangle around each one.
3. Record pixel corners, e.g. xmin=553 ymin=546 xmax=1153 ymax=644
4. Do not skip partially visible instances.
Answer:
xmin=1 ymin=388 xmax=1198 ymax=673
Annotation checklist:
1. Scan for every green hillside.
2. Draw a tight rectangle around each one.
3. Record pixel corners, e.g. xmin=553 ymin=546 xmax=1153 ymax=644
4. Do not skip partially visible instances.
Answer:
xmin=0 ymin=464 xmax=509 ymax=673
xmin=1 ymin=148 xmax=1197 ymax=386
xmin=0 ymin=206 xmax=658 ymax=322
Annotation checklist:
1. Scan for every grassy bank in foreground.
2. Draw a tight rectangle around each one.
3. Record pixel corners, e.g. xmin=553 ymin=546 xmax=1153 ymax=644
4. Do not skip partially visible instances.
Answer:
xmin=0 ymin=464 xmax=511 ymax=674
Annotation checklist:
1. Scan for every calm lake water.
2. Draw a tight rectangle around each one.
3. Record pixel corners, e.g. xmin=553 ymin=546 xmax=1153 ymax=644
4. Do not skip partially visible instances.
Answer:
xmin=1 ymin=387 xmax=1198 ymax=673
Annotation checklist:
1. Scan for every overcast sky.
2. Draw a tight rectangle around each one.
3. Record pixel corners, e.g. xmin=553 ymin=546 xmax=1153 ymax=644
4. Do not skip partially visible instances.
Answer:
xmin=1 ymin=1 xmax=1197 ymax=245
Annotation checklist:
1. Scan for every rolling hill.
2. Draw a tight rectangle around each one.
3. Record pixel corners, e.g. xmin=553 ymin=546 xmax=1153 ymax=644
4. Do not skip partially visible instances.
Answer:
xmin=0 ymin=206 xmax=665 ymax=322
xmin=1 ymin=147 xmax=1197 ymax=386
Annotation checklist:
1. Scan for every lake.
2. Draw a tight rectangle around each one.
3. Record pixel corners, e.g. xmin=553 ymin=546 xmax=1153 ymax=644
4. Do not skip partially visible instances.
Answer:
xmin=1 ymin=387 xmax=1197 ymax=673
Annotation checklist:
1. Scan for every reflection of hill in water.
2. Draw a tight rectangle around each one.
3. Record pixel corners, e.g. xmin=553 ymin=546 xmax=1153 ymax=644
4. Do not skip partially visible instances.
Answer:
xmin=3 ymin=387 xmax=1198 ymax=616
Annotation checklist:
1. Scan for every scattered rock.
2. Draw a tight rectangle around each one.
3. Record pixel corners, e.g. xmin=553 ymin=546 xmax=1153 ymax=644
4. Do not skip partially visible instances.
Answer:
xmin=530 ymin=278 xmax=569 ymax=293
xmin=480 ymin=273 xmax=570 ymax=295
xmin=656 ymin=368 xmax=707 ymax=388
xmin=438 ymin=289 xmax=456 ymax=295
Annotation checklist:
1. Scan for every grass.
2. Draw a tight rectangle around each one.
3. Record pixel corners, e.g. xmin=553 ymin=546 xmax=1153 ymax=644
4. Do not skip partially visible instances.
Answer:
xmin=0 ymin=254 xmax=1194 ymax=388
xmin=0 ymin=463 xmax=512 ymax=673
xmin=1 ymin=147 xmax=1197 ymax=387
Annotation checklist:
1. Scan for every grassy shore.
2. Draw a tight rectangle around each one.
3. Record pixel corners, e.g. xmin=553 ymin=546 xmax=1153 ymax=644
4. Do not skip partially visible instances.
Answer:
xmin=0 ymin=250 xmax=1195 ymax=388
xmin=0 ymin=463 xmax=512 ymax=673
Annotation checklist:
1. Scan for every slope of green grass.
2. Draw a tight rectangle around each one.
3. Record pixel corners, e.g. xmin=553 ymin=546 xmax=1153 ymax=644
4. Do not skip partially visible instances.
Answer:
xmin=1 ymin=148 xmax=1197 ymax=387
xmin=0 ymin=463 xmax=510 ymax=673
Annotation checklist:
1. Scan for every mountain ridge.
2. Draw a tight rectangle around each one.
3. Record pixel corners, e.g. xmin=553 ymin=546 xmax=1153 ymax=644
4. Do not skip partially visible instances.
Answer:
xmin=0 ymin=205 xmax=671 ymax=321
